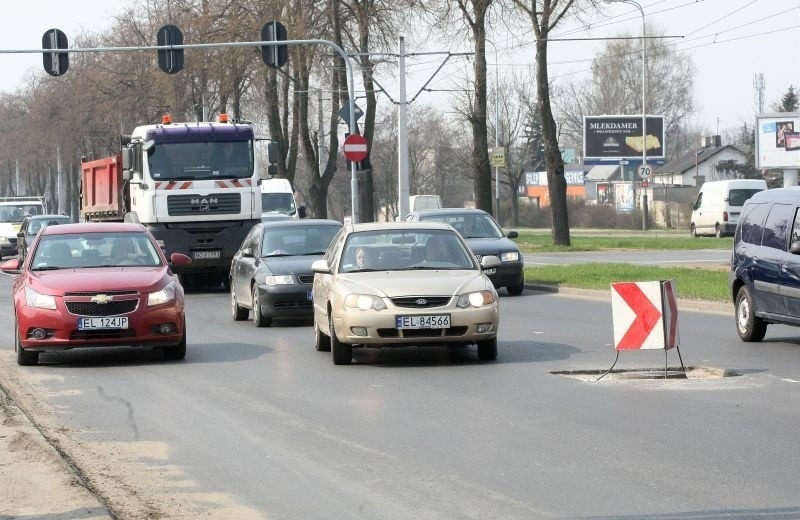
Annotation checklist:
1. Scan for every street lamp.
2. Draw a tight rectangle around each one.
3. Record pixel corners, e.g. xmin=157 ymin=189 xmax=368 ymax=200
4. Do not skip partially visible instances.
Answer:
xmin=605 ymin=0 xmax=647 ymax=228
xmin=486 ymin=37 xmax=500 ymax=223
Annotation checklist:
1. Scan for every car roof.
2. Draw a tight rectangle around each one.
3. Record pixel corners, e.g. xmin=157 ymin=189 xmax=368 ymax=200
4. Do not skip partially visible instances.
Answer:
xmin=261 ymin=219 xmax=342 ymax=229
xmin=41 ymin=222 xmax=147 ymax=236
xmin=347 ymin=221 xmax=453 ymax=232
xmin=410 ymin=208 xmax=490 ymax=217
xmin=749 ymin=187 xmax=800 ymax=203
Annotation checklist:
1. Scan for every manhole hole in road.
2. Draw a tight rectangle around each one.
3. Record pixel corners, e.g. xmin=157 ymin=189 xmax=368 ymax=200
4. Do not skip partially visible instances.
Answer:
xmin=551 ymin=366 xmax=742 ymax=382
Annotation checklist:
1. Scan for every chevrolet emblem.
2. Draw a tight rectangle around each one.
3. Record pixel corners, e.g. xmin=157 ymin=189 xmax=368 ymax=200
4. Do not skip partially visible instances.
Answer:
xmin=90 ymin=294 xmax=113 ymax=304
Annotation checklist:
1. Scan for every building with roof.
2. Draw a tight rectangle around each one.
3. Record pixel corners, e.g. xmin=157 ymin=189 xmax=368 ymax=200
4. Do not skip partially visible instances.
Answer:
xmin=652 ymin=136 xmax=748 ymax=186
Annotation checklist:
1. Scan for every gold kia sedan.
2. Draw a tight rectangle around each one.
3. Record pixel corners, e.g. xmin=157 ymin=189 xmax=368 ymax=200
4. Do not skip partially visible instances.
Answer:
xmin=312 ymin=222 xmax=501 ymax=365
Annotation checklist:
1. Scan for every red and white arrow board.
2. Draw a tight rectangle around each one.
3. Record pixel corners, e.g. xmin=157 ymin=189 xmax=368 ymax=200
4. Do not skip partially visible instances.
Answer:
xmin=611 ymin=281 xmax=679 ymax=350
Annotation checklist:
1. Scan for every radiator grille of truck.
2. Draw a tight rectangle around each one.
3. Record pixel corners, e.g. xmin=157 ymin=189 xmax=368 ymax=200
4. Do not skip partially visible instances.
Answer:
xmin=167 ymin=193 xmax=241 ymax=216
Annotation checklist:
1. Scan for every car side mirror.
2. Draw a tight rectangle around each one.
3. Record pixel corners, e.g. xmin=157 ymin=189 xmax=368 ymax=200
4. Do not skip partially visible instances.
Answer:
xmin=311 ymin=259 xmax=330 ymax=274
xmin=480 ymin=255 xmax=501 ymax=269
xmin=0 ymin=258 xmax=21 ymax=275
xmin=17 ymin=231 xmax=24 ymax=238
xmin=790 ymin=242 xmax=800 ymax=255
xmin=506 ymin=230 xmax=518 ymax=239
xmin=169 ymin=252 xmax=192 ymax=266
xmin=241 ymin=247 xmax=254 ymax=258
xmin=298 ymin=206 xmax=307 ymax=219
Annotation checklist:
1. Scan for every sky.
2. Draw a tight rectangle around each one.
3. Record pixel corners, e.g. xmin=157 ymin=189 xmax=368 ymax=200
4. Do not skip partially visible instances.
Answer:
xmin=0 ymin=0 xmax=797 ymax=137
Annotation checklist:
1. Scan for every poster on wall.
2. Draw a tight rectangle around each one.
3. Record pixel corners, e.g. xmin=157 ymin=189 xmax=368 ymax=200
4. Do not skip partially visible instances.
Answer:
xmin=597 ymin=183 xmax=612 ymax=205
xmin=584 ymin=115 xmax=665 ymax=163
xmin=755 ymin=113 xmax=800 ymax=168
xmin=614 ymin=183 xmax=635 ymax=213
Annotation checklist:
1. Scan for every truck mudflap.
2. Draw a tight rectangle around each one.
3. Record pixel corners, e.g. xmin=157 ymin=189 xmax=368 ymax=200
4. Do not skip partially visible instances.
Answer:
xmin=146 ymin=219 xmax=258 ymax=277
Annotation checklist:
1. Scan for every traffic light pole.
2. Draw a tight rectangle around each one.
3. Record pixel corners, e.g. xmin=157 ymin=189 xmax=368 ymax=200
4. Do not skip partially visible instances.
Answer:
xmin=1 ymin=36 xmax=361 ymax=223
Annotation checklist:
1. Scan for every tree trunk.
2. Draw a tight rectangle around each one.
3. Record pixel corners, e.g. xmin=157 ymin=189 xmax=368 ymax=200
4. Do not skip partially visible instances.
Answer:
xmin=535 ymin=38 xmax=570 ymax=246
xmin=470 ymin=21 xmax=492 ymax=213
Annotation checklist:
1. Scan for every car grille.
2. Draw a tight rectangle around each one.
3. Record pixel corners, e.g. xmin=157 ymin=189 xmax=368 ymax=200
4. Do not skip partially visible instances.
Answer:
xmin=273 ymin=301 xmax=313 ymax=310
xmin=64 ymin=290 xmax=138 ymax=297
xmin=167 ymin=193 xmax=241 ymax=216
xmin=377 ymin=326 xmax=468 ymax=338
xmin=69 ymin=330 xmax=137 ymax=340
xmin=390 ymin=296 xmax=451 ymax=308
xmin=297 ymin=274 xmax=314 ymax=284
xmin=66 ymin=299 xmax=139 ymax=317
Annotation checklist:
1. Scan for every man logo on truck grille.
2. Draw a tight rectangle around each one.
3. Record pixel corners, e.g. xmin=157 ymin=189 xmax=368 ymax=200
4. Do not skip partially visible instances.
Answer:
xmin=191 ymin=197 xmax=218 ymax=212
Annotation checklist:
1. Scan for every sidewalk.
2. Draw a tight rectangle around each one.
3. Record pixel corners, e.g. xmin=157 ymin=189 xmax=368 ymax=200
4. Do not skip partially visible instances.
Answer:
xmin=0 ymin=384 xmax=112 ymax=520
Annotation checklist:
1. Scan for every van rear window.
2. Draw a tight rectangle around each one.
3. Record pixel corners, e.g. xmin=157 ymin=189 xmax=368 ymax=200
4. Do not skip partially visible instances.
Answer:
xmin=739 ymin=202 xmax=769 ymax=245
xmin=728 ymin=189 xmax=763 ymax=207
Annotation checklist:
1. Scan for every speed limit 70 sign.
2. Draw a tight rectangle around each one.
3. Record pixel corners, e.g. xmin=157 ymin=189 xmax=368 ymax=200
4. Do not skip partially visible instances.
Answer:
xmin=638 ymin=164 xmax=653 ymax=179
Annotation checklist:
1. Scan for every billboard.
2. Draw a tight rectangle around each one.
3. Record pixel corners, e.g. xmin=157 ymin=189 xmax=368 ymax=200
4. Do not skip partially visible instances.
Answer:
xmin=755 ymin=113 xmax=800 ymax=169
xmin=584 ymin=115 xmax=665 ymax=162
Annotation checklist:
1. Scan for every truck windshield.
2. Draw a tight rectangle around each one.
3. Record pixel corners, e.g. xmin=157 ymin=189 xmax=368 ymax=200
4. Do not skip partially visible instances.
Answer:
xmin=147 ymin=140 xmax=253 ymax=180
xmin=262 ymin=193 xmax=296 ymax=215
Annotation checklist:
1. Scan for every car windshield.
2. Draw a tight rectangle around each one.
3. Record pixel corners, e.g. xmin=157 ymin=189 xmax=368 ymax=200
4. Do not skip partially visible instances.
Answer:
xmin=261 ymin=225 xmax=341 ymax=257
xmin=262 ymin=193 xmax=296 ymax=214
xmin=339 ymin=229 xmax=476 ymax=273
xmin=419 ymin=214 xmax=503 ymax=239
xmin=28 ymin=217 xmax=70 ymax=235
xmin=0 ymin=204 xmax=44 ymax=223
xmin=30 ymin=232 xmax=162 ymax=270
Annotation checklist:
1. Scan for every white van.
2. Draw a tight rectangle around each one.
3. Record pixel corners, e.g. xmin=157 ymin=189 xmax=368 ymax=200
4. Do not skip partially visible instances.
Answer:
xmin=409 ymin=194 xmax=442 ymax=212
xmin=260 ymin=178 xmax=305 ymax=220
xmin=690 ymin=179 xmax=767 ymax=237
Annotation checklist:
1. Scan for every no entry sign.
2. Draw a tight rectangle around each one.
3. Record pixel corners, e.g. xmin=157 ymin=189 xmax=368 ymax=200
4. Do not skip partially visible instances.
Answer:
xmin=343 ymin=134 xmax=368 ymax=162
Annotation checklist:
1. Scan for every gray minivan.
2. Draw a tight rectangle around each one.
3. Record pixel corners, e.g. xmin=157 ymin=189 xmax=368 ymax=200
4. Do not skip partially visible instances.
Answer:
xmin=730 ymin=187 xmax=800 ymax=341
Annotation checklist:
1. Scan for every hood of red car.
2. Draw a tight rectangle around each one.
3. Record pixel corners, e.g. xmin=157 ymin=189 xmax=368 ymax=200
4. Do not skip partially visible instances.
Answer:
xmin=26 ymin=267 xmax=171 ymax=296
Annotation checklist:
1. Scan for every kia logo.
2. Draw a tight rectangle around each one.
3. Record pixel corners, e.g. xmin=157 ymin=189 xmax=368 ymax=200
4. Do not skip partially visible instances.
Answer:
xmin=415 ymin=298 xmax=428 ymax=305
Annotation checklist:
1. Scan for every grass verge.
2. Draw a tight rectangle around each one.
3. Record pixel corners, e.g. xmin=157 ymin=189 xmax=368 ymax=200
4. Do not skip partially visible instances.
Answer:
xmin=524 ymin=263 xmax=730 ymax=302
xmin=515 ymin=232 xmax=731 ymax=252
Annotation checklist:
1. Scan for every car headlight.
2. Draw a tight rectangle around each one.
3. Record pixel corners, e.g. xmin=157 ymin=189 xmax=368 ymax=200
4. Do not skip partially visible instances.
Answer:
xmin=500 ymin=251 xmax=519 ymax=262
xmin=25 ymin=287 xmax=57 ymax=309
xmin=457 ymin=290 xmax=496 ymax=308
xmin=264 ymin=275 xmax=295 ymax=285
xmin=148 ymin=281 xmax=176 ymax=306
xmin=344 ymin=293 xmax=387 ymax=311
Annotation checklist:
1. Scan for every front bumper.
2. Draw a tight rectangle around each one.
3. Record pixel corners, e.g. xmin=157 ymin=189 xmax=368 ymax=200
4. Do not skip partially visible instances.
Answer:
xmin=486 ymin=261 xmax=524 ymax=288
xmin=331 ymin=302 xmax=499 ymax=346
xmin=15 ymin=297 xmax=185 ymax=351
xmin=257 ymin=283 xmax=314 ymax=318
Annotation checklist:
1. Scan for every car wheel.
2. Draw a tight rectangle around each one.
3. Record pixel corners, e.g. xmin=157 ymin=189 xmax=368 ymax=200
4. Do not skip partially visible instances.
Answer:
xmin=715 ymin=225 xmax=722 ymax=239
xmin=690 ymin=224 xmax=697 ymax=238
xmin=507 ymin=277 xmax=524 ymax=296
xmin=477 ymin=338 xmax=498 ymax=361
xmin=252 ymin=286 xmax=271 ymax=327
xmin=14 ymin=317 xmax=38 ymax=366
xmin=315 ymin=317 xmax=331 ymax=352
xmin=231 ymin=284 xmax=248 ymax=321
xmin=163 ymin=320 xmax=187 ymax=360
xmin=735 ymin=287 xmax=767 ymax=342
xmin=329 ymin=311 xmax=352 ymax=365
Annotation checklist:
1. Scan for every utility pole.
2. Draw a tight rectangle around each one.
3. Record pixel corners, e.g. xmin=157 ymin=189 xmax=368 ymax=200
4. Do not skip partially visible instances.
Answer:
xmin=754 ymin=73 xmax=765 ymax=113
xmin=397 ymin=36 xmax=410 ymax=219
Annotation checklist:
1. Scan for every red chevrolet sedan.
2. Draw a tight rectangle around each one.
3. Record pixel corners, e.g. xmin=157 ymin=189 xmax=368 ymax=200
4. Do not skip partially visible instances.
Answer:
xmin=0 ymin=222 xmax=191 ymax=365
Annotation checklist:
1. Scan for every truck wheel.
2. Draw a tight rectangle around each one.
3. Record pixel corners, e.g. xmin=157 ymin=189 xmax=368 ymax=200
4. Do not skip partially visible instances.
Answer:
xmin=231 ymin=285 xmax=248 ymax=321
xmin=735 ymin=287 xmax=767 ymax=342
xmin=15 ymin=317 xmax=38 ymax=366
xmin=252 ymin=287 xmax=271 ymax=327
xmin=330 ymin=312 xmax=352 ymax=365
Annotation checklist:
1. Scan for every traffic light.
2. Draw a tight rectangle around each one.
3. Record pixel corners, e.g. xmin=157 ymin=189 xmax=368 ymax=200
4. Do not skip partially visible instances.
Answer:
xmin=42 ymin=29 xmax=69 ymax=77
xmin=261 ymin=21 xmax=288 ymax=69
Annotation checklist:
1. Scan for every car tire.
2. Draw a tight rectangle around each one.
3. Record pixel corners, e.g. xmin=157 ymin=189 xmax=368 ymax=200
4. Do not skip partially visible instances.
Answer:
xmin=507 ymin=277 xmax=524 ymax=296
xmin=231 ymin=284 xmax=248 ymax=321
xmin=715 ymin=224 xmax=722 ymax=239
xmin=329 ymin=312 xmax=352 ymax=365
xmin=477 ymin=338 xmax=498 ymax=361
xmin=735 ymin=287 xmax=767 ymax=342
xmin=252 ymin=286 xmax=271 ymax=327
xmin=163 ymin=321 xmax=187 ymax=360
xmin=690 ymin=224 xmax=697 ymax=238
xmin=14 ymin=317 xmax=38 ymax=366
xmin=315 ymin=317 xmax=331 ymax=352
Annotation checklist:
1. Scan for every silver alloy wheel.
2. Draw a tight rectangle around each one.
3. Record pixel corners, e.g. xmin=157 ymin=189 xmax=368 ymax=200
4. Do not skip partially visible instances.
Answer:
xmin=737 ymin=295 xmax=750 ymax=334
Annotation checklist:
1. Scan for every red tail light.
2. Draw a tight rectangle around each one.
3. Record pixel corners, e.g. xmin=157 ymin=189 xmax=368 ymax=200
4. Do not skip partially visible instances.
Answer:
xmin=723 ymin=211 xmax=729 ymax=222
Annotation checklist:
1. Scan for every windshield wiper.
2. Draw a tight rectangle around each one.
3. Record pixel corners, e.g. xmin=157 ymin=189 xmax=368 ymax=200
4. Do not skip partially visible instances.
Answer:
xmin=302 ymin=251 xmax=326 ymax=256
xmin=31 ymin=266 xmax=64 ymax=271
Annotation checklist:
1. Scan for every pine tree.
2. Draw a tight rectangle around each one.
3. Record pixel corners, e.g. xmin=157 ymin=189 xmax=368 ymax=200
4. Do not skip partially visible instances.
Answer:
xmin=778 ymin=86 xmax=799 ymax=112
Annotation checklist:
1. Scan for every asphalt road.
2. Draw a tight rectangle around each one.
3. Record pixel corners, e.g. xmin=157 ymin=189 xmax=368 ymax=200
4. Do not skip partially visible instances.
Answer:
xmin=2 ymin=277 xmax=800 ymax=519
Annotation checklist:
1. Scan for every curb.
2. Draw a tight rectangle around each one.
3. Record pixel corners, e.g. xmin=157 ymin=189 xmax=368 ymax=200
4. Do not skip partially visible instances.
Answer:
xmin=523 ymin=282 xmax=733 ymax=315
